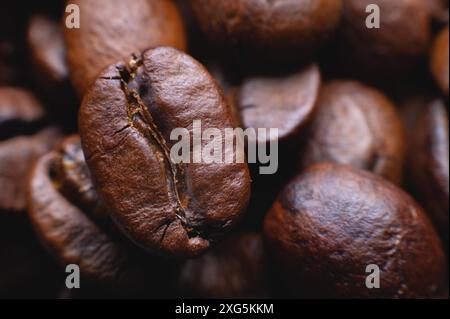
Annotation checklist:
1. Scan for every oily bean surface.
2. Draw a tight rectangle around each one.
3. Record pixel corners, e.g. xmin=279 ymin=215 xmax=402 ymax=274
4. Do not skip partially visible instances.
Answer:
xmin=64 ymin=0 xmax=187 ymax=96
xmin=264 ymin=163 xmax=447 ymax=298
xmin=191 ymin=0 xmax=342 ymax=65
xmin=79 ymin=47 xmax=251 ymax=258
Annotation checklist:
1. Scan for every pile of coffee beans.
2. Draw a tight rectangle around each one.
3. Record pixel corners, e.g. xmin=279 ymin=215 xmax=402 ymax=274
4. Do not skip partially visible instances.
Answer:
xmin=0 ymin=0 xmax=448 ymax=299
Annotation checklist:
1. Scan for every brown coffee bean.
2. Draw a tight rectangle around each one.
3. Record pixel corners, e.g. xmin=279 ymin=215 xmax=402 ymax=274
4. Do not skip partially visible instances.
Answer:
xmin=233 ymin=64 xmax=321 ymax=145
xmin=179 ymin=233 xmax=270 ymax=298
xmin=79 ymin=47 xmax=251 ymax=258
xmin=191 ymin=0 xmax=342 ymax=66
xmin=430 ymin=27 xmax=449 ymax=96
xmin=28 ymin=135 xmax=177 ymax=296
xmin=27 ymin=14 xmax=69 ymax=89
xmin=264 ymin=163 xmax=447 ymax=298
xmin=409 ymin=100 xmax=449 ymax=235
xmin=0 ymin=87 xmax=61 ymax=212
xmin=298 ymin=80 xmax=406 ymax=184
xmin=64 ymin=0 xmax=187 ymax=96
xmin=340 ymin=0 xmax=432 ymax=75
xmin=51 ymin=135 xmax=111 ymax=226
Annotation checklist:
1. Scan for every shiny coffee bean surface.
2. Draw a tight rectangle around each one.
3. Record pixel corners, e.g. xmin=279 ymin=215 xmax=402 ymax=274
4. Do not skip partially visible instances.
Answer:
xmin=264 ymin=163 xmax=447 ymax=298
xmin=64 ymin=0 xmax=187 ymax=96
xmin=79 ymin=47 xmax=251 ymax=258
xmin=191 ymin=0 xmax=343 ymax=66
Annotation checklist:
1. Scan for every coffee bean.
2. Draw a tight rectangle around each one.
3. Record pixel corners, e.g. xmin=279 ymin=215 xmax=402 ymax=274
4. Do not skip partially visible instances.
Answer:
xmin=79 ymin=47 xmax=251 ymax=258
xmin=191 ymin=0 xmax=342 ymax=66
xmin=0 ymin=87 xmax=61 ymax=212
xmin=430 ymin=27 xmax=449 ymax=96
xmin=28 ymin=135 xmax=177 ymax=296
xmin=409 ymin=100 xmax=449 ymax=236
xmin=64 ymin=0 xmax=187 ymax=97
xmin=51 ymin=135 xmax=110 ymax=225
xmin=179 ymin=233 xmax=270 ymax=298
xmin=298 ymin=80 xmax=406 ymax=184
xmin=0 ymin=0 xmax=447 ymax=299
xmin=233 ymin=64 xmax=321 ymax=145
xmin=340 ymin=0 xmax=432 ymax=75
xmin=264 ymin=163 xmax=447 ymax=298
xmin=27 ymin=14 xmax=69 ymax=90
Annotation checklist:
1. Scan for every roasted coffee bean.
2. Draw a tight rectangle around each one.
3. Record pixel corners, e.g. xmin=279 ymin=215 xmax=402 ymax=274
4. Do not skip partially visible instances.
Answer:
xmin=179 ymin=233 xmax=270 ymax=298
xmin=191 ymin=0 xmax=342 ymax=66
xmin=298 ymin=80 xmax=406 ymax=184
xmin=27 ymin=14 xmax=70 ymax=91
xmin=0 ymin=87 xmax=61 ymax=212
xmin=51 ymin=135 xmax=110 ymax=224
xmin=340 ymin=0 xmax=432 ymax=75
xmin=79 ymin=47 xmax=251 ymax=258
xmin=409 ymin=100 xmax=449 ymax=236
xmin=64 ymin=0 xmax=187 ymax=96
xmin=28 ymin=135 xmax=177 ymax=296
xmin=233 ymin=64 xmax=320 ymax=145
xmin=430 ymin=27 xmax=449 ymax=96
xmin=264 ymin=163 xmax=447 ymax=298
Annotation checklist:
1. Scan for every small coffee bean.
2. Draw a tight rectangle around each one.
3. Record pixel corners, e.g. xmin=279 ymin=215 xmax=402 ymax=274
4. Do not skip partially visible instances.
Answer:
xmin=79 ymin=47 xmax=251 ymax=258
xmin=0 ymin=87 xmax=61 ymax=212
xmin=64 ymin=0 xmax=187 ymax=96
xmin=179 ymin=233 xmax=270 ymax=298
xmin=233 ymin=64 xmax=321 ymax=145
xmin=298 ymin=80 xmax=406 ymax=184
xmin=28 ymin=135 xmax=177 ymax=296
xmin=264 ymin=163 xmax=447 ymax=298
xmin=430 ymin=27 xmax=449 ymax=96
xmin=191 ymin=0 xmax=343 ymax=66
xmin=409 ymin=99 xmax=449 ymax=235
